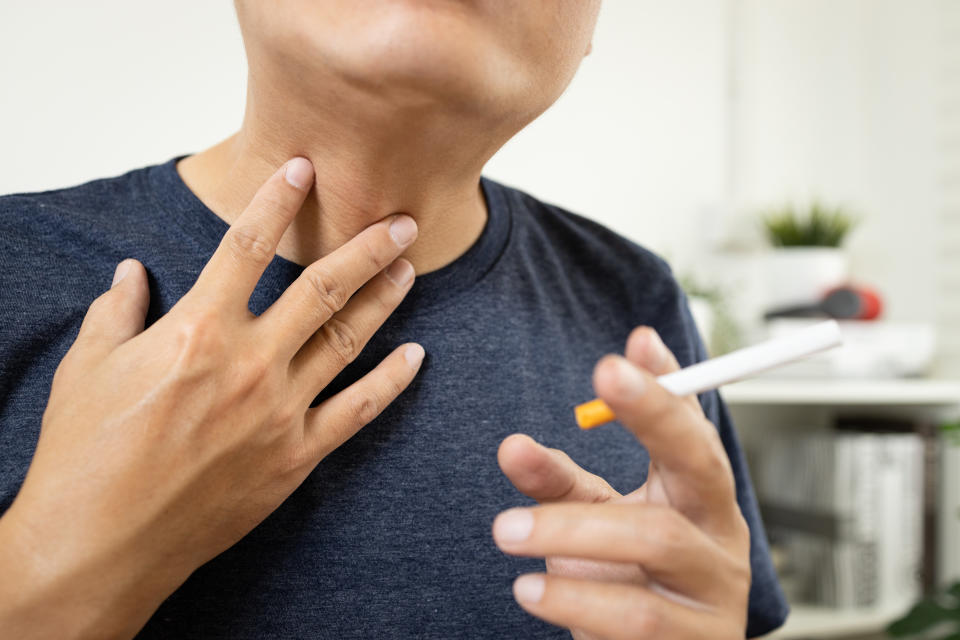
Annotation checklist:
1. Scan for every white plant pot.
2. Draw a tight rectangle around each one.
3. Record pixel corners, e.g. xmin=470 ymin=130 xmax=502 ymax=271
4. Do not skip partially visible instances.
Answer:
xmin=764 ymin=247 xmax=849 ymax=310
xmin=687 ymin=296 xmax=715 ymax=353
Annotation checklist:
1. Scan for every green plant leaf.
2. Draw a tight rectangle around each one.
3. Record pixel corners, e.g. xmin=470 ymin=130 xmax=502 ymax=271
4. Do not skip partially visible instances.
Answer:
xmin=949 ymin=582 xmax=960 ymax=600
xmin=887 ymin=600 xmax=957 ymax=636
xmin=761 ymin=202 xmax=857 ymax=247
xmin=942 ymin=423 xmax=960 ymax=446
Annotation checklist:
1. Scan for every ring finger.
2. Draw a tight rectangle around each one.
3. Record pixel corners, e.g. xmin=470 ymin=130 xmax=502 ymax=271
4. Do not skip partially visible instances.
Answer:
xmin=261 ymin=214 xmax=418 ymax=356
xmin=288 ymin=258 xmax=415 ymax=399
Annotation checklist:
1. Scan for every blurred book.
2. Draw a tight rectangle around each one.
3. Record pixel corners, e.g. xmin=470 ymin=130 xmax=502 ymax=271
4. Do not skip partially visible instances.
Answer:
xmin=755 ymin=428 xmax=924 ymax=609
xmin=942 ymin=438 xmax=960 ymax=585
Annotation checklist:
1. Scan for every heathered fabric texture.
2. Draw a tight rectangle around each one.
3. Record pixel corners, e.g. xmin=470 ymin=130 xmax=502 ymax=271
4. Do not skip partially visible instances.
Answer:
xmin=0 ymin=159 xmax=788 ymax=638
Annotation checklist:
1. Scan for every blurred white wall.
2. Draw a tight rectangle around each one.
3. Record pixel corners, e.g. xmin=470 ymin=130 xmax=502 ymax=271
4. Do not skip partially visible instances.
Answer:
xmin=731 ymin=0 xmax=941 ymax=325
xmin=486 ymin=1 xmax=732 ymax=266
xmin=729 ymin=0 xmax=956 ymax=373
xmin=0 ymin=2 xmax=247 ymax=193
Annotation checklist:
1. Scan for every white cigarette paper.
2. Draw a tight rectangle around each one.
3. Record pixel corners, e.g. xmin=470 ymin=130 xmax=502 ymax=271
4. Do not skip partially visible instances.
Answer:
xmin=657 ymin=320 xmax=843 ymax=396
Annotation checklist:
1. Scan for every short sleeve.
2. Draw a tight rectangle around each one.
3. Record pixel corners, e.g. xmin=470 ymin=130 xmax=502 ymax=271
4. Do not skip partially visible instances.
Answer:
xmin=683 ymin=297 xmax=790 ymax=637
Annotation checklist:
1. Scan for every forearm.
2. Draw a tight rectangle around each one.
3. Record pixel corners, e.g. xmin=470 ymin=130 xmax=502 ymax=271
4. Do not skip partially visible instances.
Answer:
xmin=0 ymin=503 xmax=186 ymax=640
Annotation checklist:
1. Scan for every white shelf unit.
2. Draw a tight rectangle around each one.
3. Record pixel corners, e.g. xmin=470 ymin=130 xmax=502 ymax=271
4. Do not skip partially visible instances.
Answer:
xmin=724 ymin=378 xmax=960 ymax=640
xmin=723 ymin=379 xmax=960 ymax=407
xmin=766 ymin=604 xmax=908 ymax=640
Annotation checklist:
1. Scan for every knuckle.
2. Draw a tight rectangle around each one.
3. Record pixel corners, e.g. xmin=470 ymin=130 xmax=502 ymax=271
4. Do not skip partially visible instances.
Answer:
xmin=256 ymin=190 xmax=290 ymax=214
xmin=226 ymin=225 xmax=273 ymax=263
xmin=715 ymin=531 xmax=753 ymax=597
xmin=704 ymin=438 xmax=736 ymax=490
xmin=726 ymin=510 xmax=753 ymax=560
xmin=322 ymin=318 xmax=360 ymax=365
xmin=350 ymin=394 xmax=380 ymax=426
xmin=236 ymin=353 xmax=273 ymax=392
xmin=733 ymin=510 xmax=750 ymax=541
xmin=304 ymin=266 xmax=347 ymax=313
xmin=549 ymin=447 xmax=574 ymax=466
xmin=682 ymin=417 xmax=728 ymax=466
xmin=625 ymin=599 xmax=661 ymax=638
xmin=387 ymin=372 xmax=407 ymax=399
xmin=271 ymin=402 xmax=300 ymax=431
xmin=174 ymin=309 xmax=224 ymax=363
xmin=361 ymin=234 xmax=391 ymax=273
xmin=81 ymin=292 xmax=115 ymax=328
xmin=731 ymin=552 xmax=752 ymax=588
xmin=546 ymin=448 xmax=605 ymax=503
xmin=718 ymin=462 xmax=738 ymax=500
xmin=87 ymin=291 xmax=112 ymax=314
xmin=644 ymin=507 xmax=686 ymax=552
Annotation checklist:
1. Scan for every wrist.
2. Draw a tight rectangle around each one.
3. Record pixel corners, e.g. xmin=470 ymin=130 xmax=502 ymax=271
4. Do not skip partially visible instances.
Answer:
xmin=0 ymin=501 xmax=188 ymax=640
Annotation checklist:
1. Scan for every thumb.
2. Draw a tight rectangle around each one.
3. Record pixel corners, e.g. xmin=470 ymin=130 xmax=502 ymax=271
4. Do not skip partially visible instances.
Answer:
xmin=73 ymin=259 xmax=150 ymax=356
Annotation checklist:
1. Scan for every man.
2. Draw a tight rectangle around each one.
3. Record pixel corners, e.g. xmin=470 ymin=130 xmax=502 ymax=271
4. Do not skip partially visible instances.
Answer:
xmin=0 ymin=2 xmax=788 ymax=638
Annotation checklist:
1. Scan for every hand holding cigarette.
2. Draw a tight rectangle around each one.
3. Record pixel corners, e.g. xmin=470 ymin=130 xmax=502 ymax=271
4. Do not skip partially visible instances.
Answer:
xmin=576 ymin=320 xmax=842 ymax=428
xmin=494 ymin=327 xmax=751 ymax=640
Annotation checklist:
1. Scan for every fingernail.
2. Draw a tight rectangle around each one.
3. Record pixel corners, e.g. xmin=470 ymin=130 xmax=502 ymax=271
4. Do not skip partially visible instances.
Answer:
xmin=404 ymin=343 xmax=425 ymax=368
xmin=389 ymin=215 xmax=418 ymax=247
xmin=493 ymin=508 xmax=534 ymax=545
xmin=613 ymin=358 xmax=646 ymax=399
xmin=112 ymin=260 xmax=132 ymax=287
xmin=284 ymin=157 xmax=314 ymax=190
xmin=513 ymin=574 xmax=545 ymax=604
xmin=385 ymin=259 xmax=415 ymax=287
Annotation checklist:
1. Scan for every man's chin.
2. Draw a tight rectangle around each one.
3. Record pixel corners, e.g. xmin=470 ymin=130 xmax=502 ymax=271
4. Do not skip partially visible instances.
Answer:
xmin=328 ymin=38 xmax=525 ymax=117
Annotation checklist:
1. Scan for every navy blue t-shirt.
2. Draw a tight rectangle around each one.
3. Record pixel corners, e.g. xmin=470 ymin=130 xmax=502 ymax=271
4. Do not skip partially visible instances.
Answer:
xmin=0 ymin=159 xmax=788 ymax=638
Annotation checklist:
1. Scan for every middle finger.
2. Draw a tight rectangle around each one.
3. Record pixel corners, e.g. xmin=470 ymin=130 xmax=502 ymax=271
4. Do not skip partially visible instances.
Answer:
xmin=261 ymin=214 xmax=417 ymax=355
xmin=593 ymin=356 xmax=740 ymax=538
xmin=624 ymin=326 xmax=702 ymax=414
xmin=492 ymin=502 xmax=736 ymax=604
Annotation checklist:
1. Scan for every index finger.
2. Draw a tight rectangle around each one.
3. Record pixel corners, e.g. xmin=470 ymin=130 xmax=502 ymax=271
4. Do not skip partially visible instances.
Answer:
xmin=592 ymin=354 xmax=740 ymax=538
xmin=192 ymin=157 xmax=314 ymax=306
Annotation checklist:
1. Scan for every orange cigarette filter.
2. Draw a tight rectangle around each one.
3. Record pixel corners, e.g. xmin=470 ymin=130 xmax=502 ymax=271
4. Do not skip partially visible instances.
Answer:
xmin=574 ymin=399 xmax=615 ymax=430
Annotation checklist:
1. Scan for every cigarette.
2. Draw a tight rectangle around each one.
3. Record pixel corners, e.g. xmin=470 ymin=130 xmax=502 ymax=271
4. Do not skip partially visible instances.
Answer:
xmin=574 ymin=320 xmax=843 ymax=429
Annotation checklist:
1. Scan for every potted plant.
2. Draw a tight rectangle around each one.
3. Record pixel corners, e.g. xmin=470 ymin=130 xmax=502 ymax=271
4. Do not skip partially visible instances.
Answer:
xmin=761 ymin=202 xmax=857 ymax=310
xmin=678 ymin=275 xmax=742 ymax=356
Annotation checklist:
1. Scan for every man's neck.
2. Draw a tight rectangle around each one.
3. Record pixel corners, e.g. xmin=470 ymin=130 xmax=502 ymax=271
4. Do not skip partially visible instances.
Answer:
xmin=177 ymin=89 xmax=509 ymax=274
